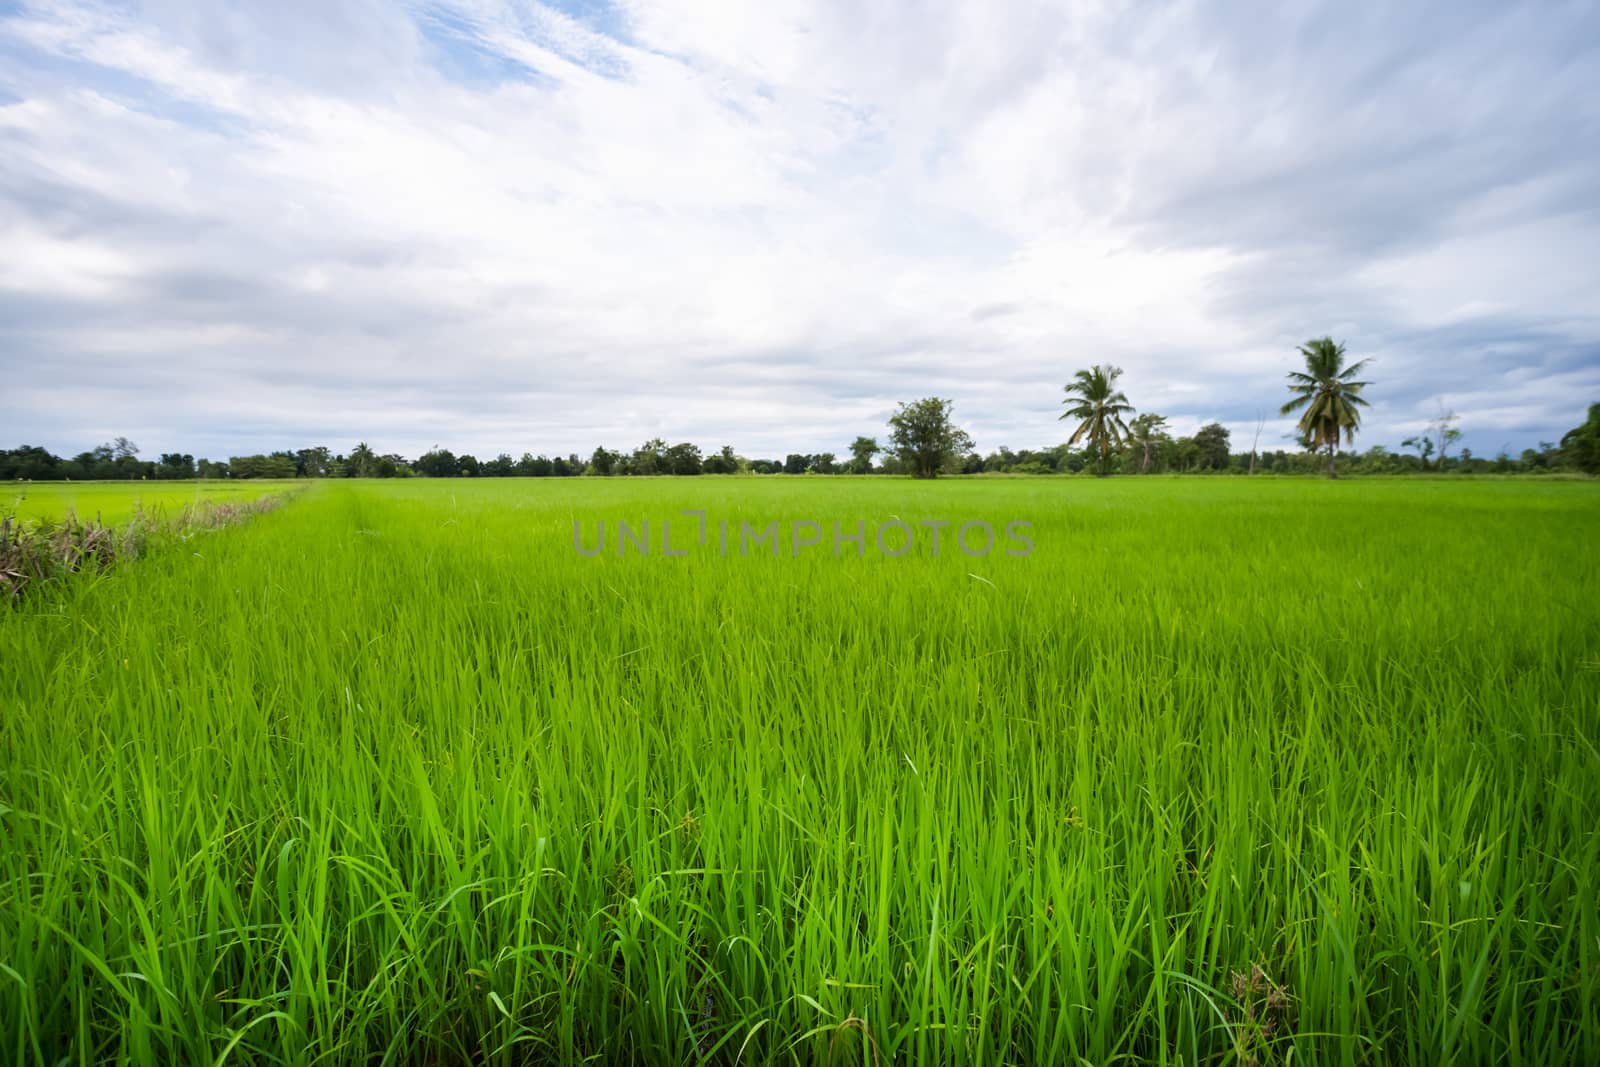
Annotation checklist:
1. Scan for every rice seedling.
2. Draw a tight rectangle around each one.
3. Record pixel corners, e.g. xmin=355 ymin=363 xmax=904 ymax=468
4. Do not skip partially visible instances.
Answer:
xmin=2 ymin=480 xmax=294 ymax=526
xmin=1 ymin=477 xmax=1596 ymax=1064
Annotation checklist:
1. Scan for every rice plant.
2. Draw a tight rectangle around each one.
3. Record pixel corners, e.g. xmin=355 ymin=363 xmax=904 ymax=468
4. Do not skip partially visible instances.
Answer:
xmin=1 ymin=477 xmax=1596 ymax=1064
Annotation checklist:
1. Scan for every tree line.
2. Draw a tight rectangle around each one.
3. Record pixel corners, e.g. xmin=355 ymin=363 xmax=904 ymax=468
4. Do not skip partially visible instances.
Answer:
xmin=5 ymin=418 xmax=1592 ymax=482
xmin=5 ymin=340 xmax=1599 ymax=481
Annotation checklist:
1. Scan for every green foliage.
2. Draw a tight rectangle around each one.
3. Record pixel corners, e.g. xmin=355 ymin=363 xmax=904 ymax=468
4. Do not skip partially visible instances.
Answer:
xmin=230 ymin=453 xmax=300 ymax=479
xmin=887 ymin=397 xmax=974 ymax=479
xmin=701 ymin=446 xmax=741 ymax=475
xmin=848 ymin=436 xmax=880 ymax=474
xmin=414 ymin=448 xmax=460 ymax=478
xmin=2 ymin=479 xmax=1597 ymax=1063
xmin=1561 ymin=403 xmax=1600 ymax=474
xmin=1127 ymin=414 xmax=1170 ymax=473
xmin=1060 ymin=365 xmax=1135 ymax=475
xmin=1193 ymin=421 xmax=1231 ymax=471
xmin=6 ymin=395 xmax=1594 ymax=487
xmin=628 ymin=438 xmax=667 ymax=476
xmin=347 ymin=442 xmax=378 ymax=478
xmin=1402 ymin=434 xmax=1436 ymax=469
xmin=1430 ymin=410 xmax=1463 ymax=466
xmin=662 ymin=442 xmax=703 ymax=476
xmin=1281 ymin=338 xmax=1372 ymax=478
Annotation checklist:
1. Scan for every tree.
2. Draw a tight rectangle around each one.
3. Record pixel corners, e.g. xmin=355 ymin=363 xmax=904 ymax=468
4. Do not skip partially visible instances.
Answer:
xmin=107 ymin=437 xmax=148 ymax=478
xmin=0 ymin=445 xmax=64 ymax=480
xmin=1429 ymin=408 xmax=1463 ymax=469
xmin=1280 ymin=337 xmax=1372 ymax=479
xmin=1049 ymin=443 xmax=1083 ymax=473
xmin=589 ymin=447 xmax=619 ymax=476
xmin=887 ymin=398 xmax=974 ymax=479
xmin=630 ymin=438 xmax=666 ymax=476
xmin=1193 ymin=422 xmax=1231 ymax=471
xmin=983 ymin=446 xmax=1018 ymax=473
xmin=229 ymin=453 xmax=296 ymax=479
xmin=296 ymin=446 xmax=333 ymax=478
xmin=1359 ymin=445 xmax=1397 ymax=474
xmin=783 ymin=453 xmax=810 ymax=475
xmin=1560 ymin=403 xmax=1600 ymax=474
xmin=1401 ymin=434 xmax=1435 ymax=470
xmin=1174 ymin=436 xmax=1200 ymax=472
xmin=1060 ymin=365 xmax=1134 ymax=476
xmin=848 ymin=436 xmax=880 ymax=474
xmin=1127 ymin=413 xmax=1169 ymax=474
xmin=348 ymin=442 xmax=377 ymax=478
xmin=664 ymin=442 xmax=703 ymax=475
xmin=703 ymin=445 xmax=740 ymax=474
xmin=811 ymin=452 xmax=838 ymax=474
xmin=415 ymin=448 xmax=459 ymax=477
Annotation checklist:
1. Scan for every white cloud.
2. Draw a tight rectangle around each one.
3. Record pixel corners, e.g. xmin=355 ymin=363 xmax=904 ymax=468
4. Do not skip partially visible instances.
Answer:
xmin=1 ymin=0 xmax=1597 ymax=461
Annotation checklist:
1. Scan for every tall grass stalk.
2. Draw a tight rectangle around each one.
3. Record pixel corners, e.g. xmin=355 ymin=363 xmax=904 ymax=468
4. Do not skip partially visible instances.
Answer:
xmin=1 ymin=478 xmax=1596 ymax=1063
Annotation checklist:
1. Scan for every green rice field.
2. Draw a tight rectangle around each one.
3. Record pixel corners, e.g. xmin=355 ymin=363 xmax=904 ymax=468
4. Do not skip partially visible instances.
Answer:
xmin=2 ymin=478 xmax=1597 ymax=1064
xmin=3 ymin=480 xmax=296 ymax=525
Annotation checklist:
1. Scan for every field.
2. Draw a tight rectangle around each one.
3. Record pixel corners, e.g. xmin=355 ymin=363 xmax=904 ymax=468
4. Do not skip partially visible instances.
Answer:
xmin=2 ymin=477 xmax=1597 ymax=1065
xmin=3 ymin=480 xmax=296 ymax=525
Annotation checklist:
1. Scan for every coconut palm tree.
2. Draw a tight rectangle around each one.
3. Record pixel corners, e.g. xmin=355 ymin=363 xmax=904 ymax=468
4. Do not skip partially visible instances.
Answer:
xmin=1280 ymin=337 xmax=1372 ymax=479
xmin=348 ymin=441 xmax=377 ymax=478
xmin=1061 ymin=365 xmax=1135 ymax=476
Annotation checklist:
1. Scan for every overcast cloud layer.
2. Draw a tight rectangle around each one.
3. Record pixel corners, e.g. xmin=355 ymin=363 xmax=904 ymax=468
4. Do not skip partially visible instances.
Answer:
xmin=2 ymin=0 xmax=1598 ymax=461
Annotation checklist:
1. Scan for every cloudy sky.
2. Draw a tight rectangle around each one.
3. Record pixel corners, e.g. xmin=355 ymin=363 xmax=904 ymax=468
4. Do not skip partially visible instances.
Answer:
xmin=2 ymin=0 xmax=1597 ymax=462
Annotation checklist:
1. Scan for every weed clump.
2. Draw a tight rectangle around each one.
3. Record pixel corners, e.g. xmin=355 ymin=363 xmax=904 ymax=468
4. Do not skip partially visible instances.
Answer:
xmin=1 ymin=491 xmax=297 ymax=601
